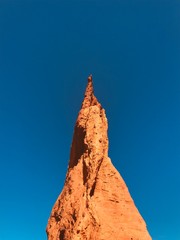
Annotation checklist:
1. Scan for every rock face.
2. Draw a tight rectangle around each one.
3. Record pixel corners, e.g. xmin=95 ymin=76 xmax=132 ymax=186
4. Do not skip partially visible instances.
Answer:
xmin=46 ymin=76 xmax=152 ymax=240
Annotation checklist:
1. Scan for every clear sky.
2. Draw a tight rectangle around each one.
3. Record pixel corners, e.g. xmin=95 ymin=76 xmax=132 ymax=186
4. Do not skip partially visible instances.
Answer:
xmin=0 ymin=0 xmax=179 ymax=239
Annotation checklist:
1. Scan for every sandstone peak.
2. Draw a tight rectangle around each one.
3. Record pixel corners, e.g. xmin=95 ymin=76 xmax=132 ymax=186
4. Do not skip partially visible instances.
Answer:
xmin=81 ymin=75 xmax=100 ymax=109
xmin=46 ymin=76 xmax=152 ymax=240
xmin=87 ymin=74 xmax=92 ymax=82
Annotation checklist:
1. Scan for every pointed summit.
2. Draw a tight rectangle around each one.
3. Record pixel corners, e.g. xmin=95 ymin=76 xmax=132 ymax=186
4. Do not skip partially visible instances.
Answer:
xmin=46 ymin=76 xmax=152 ymax=240
xmin=87 ymin=74 xmax=92 ymax=82
xmin=69 ymin=75 xmax=106 ymax=169
xmin=81 ymin=75 xmax=100 ymax=109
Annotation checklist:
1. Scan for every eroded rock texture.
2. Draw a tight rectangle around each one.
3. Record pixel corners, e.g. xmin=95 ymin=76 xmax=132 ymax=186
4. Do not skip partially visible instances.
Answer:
xmin=46 ymin=76 xmax=152 ymax=240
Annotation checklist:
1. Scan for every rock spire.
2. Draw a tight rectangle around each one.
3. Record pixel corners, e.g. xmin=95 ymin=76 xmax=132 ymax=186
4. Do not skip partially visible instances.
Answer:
xmin=46 ymin=76 xmax=152 ymax=240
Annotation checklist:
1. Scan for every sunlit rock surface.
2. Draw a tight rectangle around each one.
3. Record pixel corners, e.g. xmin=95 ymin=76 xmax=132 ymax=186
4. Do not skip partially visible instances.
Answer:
xmin=46 ymin=76 xmax=152 ymax=240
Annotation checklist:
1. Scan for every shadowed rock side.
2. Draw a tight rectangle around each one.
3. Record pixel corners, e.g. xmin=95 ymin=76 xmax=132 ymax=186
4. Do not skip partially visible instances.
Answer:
xmin=46 ymin=75 xmax=152 ymax=240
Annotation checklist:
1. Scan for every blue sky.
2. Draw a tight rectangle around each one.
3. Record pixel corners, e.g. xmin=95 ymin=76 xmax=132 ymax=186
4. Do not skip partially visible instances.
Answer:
xmin=0 ymin=0 xmax=180 ymax=239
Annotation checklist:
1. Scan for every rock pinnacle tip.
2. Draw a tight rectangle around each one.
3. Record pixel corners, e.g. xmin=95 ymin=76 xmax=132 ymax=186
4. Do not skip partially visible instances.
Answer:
xmin=88 ymin=74 xmax=93 ymax=82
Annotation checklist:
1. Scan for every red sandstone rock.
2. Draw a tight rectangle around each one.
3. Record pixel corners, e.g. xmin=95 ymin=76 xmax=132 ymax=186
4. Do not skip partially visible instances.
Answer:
xmin=46 ymin=76 xmax=152 ymax=240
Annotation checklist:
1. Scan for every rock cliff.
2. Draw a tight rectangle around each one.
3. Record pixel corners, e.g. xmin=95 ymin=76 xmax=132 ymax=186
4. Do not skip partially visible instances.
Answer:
xmin=46 ymin=75 xmax=152 ymax=240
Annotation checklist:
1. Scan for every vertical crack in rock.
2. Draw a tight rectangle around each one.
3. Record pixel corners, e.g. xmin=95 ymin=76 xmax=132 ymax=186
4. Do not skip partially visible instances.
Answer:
xmin=46 ymin=75 xmax=152 ymax=240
